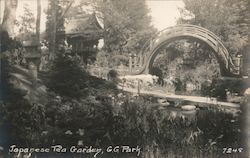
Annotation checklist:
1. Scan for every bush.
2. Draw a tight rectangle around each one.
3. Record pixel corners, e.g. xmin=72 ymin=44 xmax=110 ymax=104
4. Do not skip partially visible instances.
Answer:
xmin=150 ymin=67 xmax=164 ymax=85
xmin=88 ymin=75 xmax=118 ymax=96
xmin=107 ymin=69 xmax=118 ymax=82
xmin=210 ymin=78 xmax=248 ymax=100
xmin=200 ymin=80 xmax=212 ymax=96
xmin=173 ymin=78 xmax=186 ymax=92
xmin=0 ymin=34 xmax=44 ymax=149
xmin=47 ymin=53 xmax=89 ymax=99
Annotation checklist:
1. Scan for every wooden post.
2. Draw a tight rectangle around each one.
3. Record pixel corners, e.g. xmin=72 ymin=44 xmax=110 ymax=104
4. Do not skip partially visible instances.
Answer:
xmin=137 ymin=79 xmax=141 ymax=95
xmin=129 ymin=53 xmax=132 ymax=72
xmin=139 ymin=53 xmax=143 ymax=67
xmin=134 ymin=53 xmax=137 ymax=68
xmin=237 ymin=55 xmax=243 ymax=75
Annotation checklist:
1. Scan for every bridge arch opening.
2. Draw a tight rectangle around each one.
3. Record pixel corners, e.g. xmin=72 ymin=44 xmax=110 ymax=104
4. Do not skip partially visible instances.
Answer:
xmin=148 ymin=37 xmax=221 ymax=76
xmin=137 ymin=25 xmax=237 ymax=77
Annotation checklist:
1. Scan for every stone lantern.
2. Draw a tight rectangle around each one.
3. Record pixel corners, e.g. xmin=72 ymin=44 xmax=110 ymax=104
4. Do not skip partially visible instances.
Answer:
xmin=23 ymin=40 xmax=41 ymax=68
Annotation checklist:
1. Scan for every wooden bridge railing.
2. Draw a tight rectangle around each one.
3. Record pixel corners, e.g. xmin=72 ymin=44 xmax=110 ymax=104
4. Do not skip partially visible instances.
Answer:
xmin=131 ymin=24 xmax=238 ymax=76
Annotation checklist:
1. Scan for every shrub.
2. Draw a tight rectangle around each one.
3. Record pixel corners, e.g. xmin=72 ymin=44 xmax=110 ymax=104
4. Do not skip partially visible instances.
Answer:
xmin=210 ymin=78 xmax=248 ymax=100
xmin=200 ymin=80 xmax=212 ymax=96
xmin=47 ymin=53 xmax=89 ymax=99
xmin=173 ymin=78 xmax=186 ymax=92
xmin=107 ymin=69 xmax=118 ymax=82
xmin=88 ymin=76 xmax=118 ymax=94
xmin=150 ymin=66 xmax=164 ymax=85
xmin=0 ymin=33 xmax=44 ymax=148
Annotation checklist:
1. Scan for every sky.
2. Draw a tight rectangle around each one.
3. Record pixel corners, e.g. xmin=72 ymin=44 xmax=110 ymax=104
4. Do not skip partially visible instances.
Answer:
xmin=0 ymin=0 xmax=48 ymax=34
xmin=0 ymin=0 xmax=184 ymax=34
xmin=147 ymin=0 xmax=184 ymax=30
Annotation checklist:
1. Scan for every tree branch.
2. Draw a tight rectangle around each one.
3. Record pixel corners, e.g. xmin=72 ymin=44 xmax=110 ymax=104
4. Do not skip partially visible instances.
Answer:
xmin=57 ymin=0 xmax=74 ymax=22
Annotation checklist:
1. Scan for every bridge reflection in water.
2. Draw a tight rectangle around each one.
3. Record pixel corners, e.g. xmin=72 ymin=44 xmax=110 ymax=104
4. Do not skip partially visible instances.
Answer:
xmin=129 ymin=102 xmax=245 ymax=158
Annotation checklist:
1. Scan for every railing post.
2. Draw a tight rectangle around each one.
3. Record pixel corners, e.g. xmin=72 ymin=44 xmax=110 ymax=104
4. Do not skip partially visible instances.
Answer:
xmin=236 ymin=54 xmax=242 ymax=75
xmin=232 ymin=55 xmax=242 ymax=75
xmin=129 ymin=53 xmax=132 ymax=72
xmin=139 ymin=53 xmax=143 ymax=67
xmin=134 ymin=53 xmax=137 ymax=68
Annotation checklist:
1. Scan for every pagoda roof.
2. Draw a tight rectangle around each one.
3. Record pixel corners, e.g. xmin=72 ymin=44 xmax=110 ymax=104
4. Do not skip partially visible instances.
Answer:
xmin=65 ymin=13 xmax=103 ymax=40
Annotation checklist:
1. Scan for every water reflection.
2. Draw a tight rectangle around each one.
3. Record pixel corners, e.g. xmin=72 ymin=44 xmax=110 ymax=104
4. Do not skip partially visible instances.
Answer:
xmin=140 ymin=104 xmax=245 ymax=158
xmin=108 ymin=96 xmax=246 ymax=158
xmin=10 ymin=96 xmax=245 ymax=158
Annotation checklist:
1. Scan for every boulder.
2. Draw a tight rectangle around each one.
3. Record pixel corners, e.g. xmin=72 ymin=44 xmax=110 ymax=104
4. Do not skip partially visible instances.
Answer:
xmin=181 ymin=105 xmax=196 ymax=111
xmin=157 ymin=98 xmax=170 ymax=106
xmin=244 ymin=88 xmax=250 ymax=96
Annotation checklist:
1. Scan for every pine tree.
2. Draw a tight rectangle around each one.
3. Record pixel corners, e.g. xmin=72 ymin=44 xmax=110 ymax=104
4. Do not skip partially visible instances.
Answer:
xmin=47 ymin=52 xmax=89 ymax=99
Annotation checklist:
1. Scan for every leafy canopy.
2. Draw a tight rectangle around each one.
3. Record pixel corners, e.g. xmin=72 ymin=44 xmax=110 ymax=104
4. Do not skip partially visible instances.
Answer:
xmin=178 ymin=0 xmax=249 ymax=56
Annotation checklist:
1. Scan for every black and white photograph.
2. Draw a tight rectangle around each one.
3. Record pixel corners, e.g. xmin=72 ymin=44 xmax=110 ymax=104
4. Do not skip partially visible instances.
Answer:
xmin=0 ymin=0 xmax=249 ymax=157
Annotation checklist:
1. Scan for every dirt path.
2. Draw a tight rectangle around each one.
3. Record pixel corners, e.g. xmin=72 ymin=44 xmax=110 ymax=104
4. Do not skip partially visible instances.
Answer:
xmin=119 ymin=86 xmax=240 ymax=108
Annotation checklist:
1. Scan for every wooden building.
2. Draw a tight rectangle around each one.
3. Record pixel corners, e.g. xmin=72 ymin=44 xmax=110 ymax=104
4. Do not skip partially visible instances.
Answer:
xmin=65 ymin=13 xmax=103 ymax=64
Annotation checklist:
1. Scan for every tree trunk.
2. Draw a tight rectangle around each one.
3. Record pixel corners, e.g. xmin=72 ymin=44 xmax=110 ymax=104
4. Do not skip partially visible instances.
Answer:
xmin=2 ymin=0 xmax=18 ymax=38
xmin=49 ymin=0 xmax=57 ymax=60
xmin=247 ymin=0 xmax=250 ymax=76
xmin=36 ymin=0 xmax=41 ymax=48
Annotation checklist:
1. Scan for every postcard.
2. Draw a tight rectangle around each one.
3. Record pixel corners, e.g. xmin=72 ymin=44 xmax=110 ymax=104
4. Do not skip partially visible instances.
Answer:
xmin=0 ymin=0 xmax=249 ymax=157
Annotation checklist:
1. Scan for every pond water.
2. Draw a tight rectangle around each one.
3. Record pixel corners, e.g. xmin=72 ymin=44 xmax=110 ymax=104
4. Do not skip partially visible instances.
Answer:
xmin=142 ymin=106 xmax=245 ymax=158
xmin=99 ymin=97 xmax=247 ymax=158
xmin=6 ymin=96 xmax=246 ymax=158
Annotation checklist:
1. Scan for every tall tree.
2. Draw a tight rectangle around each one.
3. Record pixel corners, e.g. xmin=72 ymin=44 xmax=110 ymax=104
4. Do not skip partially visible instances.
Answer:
xmin=2 ymin=0 xmax=18 ymax=37
xmin=96 ymin=0 xmax=156 ymax=55
xmin=45 ymin=0 xmax=73 ymax=59
xmin=60 ymin=0 xmax=156 ymax=62
xmin=247 ymin=0 xmax=250 ymax=74
xmin=178 ymin=0 xmax=249 ymax=57
xmin=36 ymin=0 xmax=41 ymax=49
xmin=46 ymin=0 xmax=58 ymax=60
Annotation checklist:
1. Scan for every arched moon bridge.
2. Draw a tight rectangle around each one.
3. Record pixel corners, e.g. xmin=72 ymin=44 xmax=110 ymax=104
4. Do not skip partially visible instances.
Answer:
xmin=132 ymin=24 xmax=240 ymax=77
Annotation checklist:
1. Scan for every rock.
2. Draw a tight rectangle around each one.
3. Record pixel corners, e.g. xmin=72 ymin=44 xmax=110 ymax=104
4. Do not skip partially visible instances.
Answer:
xmin=244 ymin=88 xmax=250 ymax=96
xmin=157 ymin=98 xmax=170 ymax=106
xmin=181 ymin=105 xmax=196 ymax=111
xmin=158 ymin=106 xmax=166 ymax=110
xmin=181 ymin=110 xmax=196 ymax=115
xmin=227 ymin=96 xmax=243 ymax=103
xmin=117 ymin=93 xmax=124 ymax=98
